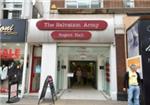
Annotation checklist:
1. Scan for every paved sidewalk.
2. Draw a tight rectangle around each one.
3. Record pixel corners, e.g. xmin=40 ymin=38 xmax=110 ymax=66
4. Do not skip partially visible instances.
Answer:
xmin=60 ymin=89 xmax=108 ymax=100
xmin=1 ymin=97 xmax=127 ymax=105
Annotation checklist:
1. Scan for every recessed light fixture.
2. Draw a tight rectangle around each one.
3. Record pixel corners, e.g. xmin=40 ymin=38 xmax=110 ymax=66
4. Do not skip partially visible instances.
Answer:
xmin=80 ymin=54 xmax=87 ymax=59
xmin=16 ymin=43 xmax=20 ymax=46
xmin=2 ymin=43 xmax=7 ymax=46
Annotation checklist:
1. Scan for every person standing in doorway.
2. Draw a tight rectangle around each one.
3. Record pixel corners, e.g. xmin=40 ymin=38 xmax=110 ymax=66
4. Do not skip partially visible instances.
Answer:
xmin=123 ymin=64 xmax=141 ymax=105
xmin=76 ymin=67 xmax=82 ymax=86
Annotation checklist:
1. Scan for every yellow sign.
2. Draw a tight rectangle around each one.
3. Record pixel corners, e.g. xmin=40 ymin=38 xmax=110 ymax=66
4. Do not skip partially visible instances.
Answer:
xmin=126 ymin=55 xmax=142 ymax=71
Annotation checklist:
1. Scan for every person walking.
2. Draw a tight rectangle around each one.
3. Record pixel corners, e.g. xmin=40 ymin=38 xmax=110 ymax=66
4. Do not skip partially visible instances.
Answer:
xmin=123 ymin=64 xmax=141 ymax=105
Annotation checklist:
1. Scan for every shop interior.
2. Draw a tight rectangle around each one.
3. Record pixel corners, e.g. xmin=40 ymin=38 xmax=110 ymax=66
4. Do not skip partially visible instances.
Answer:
xmin=57 ymin=45 xmax=110 ymax=95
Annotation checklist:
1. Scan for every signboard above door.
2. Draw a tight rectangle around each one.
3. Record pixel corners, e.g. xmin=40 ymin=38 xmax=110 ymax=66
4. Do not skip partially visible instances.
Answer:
xmin=36 ymin=20 xmax=108 ymax=30
xmin=27 ymin=15 xmax=114 ymax=43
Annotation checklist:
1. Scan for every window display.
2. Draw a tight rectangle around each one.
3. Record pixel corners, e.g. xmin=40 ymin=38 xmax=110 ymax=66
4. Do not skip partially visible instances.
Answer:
xmin=0 ymin=43 xmax=25 ymax=95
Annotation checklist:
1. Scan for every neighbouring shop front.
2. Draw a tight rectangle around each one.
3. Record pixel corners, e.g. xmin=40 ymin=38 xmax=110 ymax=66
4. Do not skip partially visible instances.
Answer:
xmin=0 ymin=19 xmax=27 ymax=98
xmin=26 ymin=14 xmax=118 ymax=100
xmin=126 ymin=17 xmax=150 ymax=105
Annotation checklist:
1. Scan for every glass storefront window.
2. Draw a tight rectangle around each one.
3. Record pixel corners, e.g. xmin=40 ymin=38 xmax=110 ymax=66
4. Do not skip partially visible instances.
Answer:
xmin=0 ymin=43 xmax=25 ymax=95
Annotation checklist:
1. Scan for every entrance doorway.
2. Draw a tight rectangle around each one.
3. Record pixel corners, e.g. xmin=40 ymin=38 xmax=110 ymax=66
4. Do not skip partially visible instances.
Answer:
xmin=69 ymin=61 xmax=97 ymax=89
xmin=57 ymin=45 xmax=111 ymax=98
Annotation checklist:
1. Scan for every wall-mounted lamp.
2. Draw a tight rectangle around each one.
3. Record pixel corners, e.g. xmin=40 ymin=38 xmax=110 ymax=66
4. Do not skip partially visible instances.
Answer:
xmin=51 ymin=4 xmax=57 ymax=10
xmin=50 ymin=4 xmax=58 ymax=14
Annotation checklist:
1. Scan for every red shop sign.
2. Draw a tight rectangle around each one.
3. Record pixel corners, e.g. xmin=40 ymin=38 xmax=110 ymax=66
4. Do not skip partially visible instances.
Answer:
xmin=36 ymin=20 xmax=107 ymax=30
xmin=0 ymin=48 xmax=21 ymax=59
xmin=51 ymin=31 xmax=91 ymax=40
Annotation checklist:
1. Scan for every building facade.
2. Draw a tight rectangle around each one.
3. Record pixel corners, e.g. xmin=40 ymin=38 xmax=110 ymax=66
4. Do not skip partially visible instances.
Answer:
xmin=0 ymin=0 xmax=33 ymax=19
xmin=0 ymin=19 xmax=27 ymax=98
xmin=0 ymin=0 xmax=150 ymax=102
xmin=27 ymin=15 xmax=118 ymax=100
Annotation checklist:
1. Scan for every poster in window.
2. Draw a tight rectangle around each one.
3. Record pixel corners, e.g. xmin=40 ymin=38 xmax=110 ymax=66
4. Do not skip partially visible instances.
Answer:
xmin=126 ymin=55 xmax=143 ymax=79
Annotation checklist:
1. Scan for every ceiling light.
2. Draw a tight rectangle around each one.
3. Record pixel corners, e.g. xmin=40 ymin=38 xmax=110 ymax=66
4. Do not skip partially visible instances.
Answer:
xmin=16 ymin=43 xmax=20 ymax=46
xmin=80 ymin=54 xmax=87 ymax=59
xmin=2 ymin=43 xmax=7 ymax=46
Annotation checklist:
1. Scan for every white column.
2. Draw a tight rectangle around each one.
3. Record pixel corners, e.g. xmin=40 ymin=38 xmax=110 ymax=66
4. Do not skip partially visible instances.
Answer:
xmin=43 ymin=0 xmax=50 ymax=18
xmin=97 ymin=55 xmax=104 ymax=91
xmin=22 ymin=0 xmax=32 ymax=19
xmin=27 ymin=45 xmax=33 ymax=94
xmin=63 ymin=55 xmax=69 ymax=89
xmin=109 ymin=44 xmax=117 ymax=100
xmin=39 ymin=43 xmax=57 ymax=98
xmin=21 ymin=43 xmax=28 ymax=98
xmin=0 ymin=0 xmax=3 ymax=19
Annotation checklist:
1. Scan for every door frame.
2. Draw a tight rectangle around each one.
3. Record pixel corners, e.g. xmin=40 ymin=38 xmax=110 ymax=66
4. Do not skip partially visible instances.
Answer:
xmin=29 ymin=57 xmax=41 ymax=93
xmin=29 ymin=46 xmax=42 ymax=93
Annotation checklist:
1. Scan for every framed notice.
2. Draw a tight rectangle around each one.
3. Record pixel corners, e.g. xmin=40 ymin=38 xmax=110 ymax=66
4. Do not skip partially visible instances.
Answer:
xmin=126 ymin=55 xmax=143 ymax=79
xmin=10 ymin=84 xmax=17 ymax=98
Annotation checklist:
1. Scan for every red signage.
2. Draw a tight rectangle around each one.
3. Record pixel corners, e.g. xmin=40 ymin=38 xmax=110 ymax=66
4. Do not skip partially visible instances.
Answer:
xmin=51 ymin=31 xmax=91 ymax=40
xmin=0 ymin=48 xmax=21 ymax=59
xmin=36 ymin=20 xmax=107 ymax=30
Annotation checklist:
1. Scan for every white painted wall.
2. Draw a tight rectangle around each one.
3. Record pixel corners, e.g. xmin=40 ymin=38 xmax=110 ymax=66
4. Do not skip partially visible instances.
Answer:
xmin=39 ymin=43 xmax=57 ymax=98
xmin=22 ymin=0 xmax=33 ymax=18
xmin=0 ymin=0 xmax=3 ymax=19
xmin=26 ymin=45 xmax=33 ymax=94
xmin=109 ymin=44 xmax=117 ymax=100
xmin=34 ymin=47 xmax=42 ymax=56
xmin=43 ymin=0 xmax=50 ymax=18
xmin=114 ymin=14 xmax=125 ymax=34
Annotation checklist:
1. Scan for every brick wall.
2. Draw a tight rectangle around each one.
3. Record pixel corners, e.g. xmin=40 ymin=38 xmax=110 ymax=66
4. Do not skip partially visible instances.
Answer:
xmin=103 ymin=0 xmax=123 ymax=8
xmin=51 ymin=0 xmax=150 ymax=9
xmin=135 ymin=0 xmax=150 ymax=8
xmin=115 ymin=34 xmax=127 ymax=100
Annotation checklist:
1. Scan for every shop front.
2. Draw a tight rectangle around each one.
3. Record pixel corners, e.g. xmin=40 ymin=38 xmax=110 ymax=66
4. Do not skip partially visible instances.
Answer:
xmin=27 ymin=14 xmax=117 ymax=100
xmin=126 ymin=17 xmax=150 ymax=105
xmin=0 ymin=19 xmax=27 ymax=98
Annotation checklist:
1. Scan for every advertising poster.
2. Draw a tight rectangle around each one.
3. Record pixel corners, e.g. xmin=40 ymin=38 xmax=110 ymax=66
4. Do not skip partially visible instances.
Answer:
xmin=127 ymin=22 xmax=139 ymax=58
xmin=126 ymin=55 xmax=143 ymax=79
